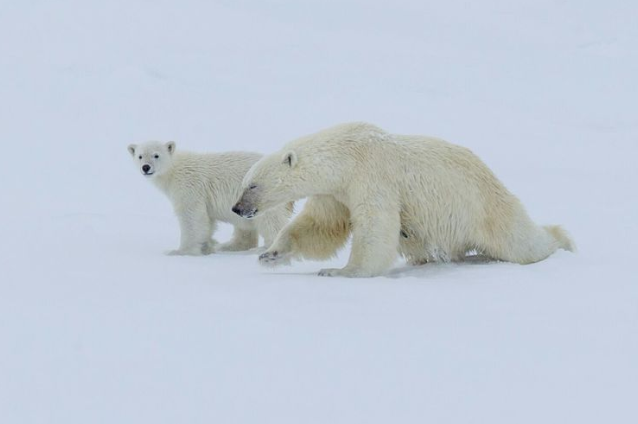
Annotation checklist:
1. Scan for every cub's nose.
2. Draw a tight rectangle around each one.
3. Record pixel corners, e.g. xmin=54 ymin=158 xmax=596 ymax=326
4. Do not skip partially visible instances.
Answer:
xmin=142 ymin=164 xmax=151 ymax=173
xmin=232 ymin=203 xmax=242 ymax=216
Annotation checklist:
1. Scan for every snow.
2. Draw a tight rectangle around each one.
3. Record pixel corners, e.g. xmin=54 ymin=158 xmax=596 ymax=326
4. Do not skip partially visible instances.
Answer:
xmin=1 ymin=0 xmax=637 ymax=423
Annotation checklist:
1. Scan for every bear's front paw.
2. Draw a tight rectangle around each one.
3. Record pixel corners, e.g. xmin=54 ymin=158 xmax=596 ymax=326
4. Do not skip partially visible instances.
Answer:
xmin=258 ymin=250 xmax=291 ymax=267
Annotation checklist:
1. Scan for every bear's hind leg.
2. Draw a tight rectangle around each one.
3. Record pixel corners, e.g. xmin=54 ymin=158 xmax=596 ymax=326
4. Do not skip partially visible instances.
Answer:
xmin=398 ymin=229 xmax=433 ymax=266
xmin=480 ymin=214 xmax=565 ymax=264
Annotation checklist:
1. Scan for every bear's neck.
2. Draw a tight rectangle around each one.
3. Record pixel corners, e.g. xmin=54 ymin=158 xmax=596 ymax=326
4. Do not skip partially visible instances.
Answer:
xmin=150 ymin=170 xmax=175 ymax=196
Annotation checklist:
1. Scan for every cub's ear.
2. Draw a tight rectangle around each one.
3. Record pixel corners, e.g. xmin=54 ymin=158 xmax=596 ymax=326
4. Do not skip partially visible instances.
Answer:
xmin=282 ymin=151 xmax=298 ymax=168
xmin=127 ymin=144 xmax=137 ymax=157
xmin=166 ymin=141 xmax=176 ymax=155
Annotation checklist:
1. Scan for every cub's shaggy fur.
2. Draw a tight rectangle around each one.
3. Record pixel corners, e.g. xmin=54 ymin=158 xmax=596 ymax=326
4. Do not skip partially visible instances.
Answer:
xmin=129 ymin=141 xmax=291 ymax=255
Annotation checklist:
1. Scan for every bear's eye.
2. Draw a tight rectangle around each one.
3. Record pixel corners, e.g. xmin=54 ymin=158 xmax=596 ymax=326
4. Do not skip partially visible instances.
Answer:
xmin=138 ymin=155 xmax=142 ymax=159
xmin=154 ymin=154 xmax=159 ymax=159
xmin=249 ymin=184 xmax=257 ymax=190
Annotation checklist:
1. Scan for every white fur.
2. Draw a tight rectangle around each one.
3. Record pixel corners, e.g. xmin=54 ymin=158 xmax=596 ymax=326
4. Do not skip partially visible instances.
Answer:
xmin=235 ymin=122 xmax=575 ymax=277
xmin=128 ymin=141 xmax=291 ymax=255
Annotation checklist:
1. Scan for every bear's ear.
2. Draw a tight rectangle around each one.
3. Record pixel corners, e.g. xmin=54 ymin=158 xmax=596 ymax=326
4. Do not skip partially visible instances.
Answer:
xmin=166 ymin=141 xmax=176 ymax=155
xmin=127 ymin=144 xmax=137 ymax=157
xmin=282 ymin=151 xmax=298 ymax=168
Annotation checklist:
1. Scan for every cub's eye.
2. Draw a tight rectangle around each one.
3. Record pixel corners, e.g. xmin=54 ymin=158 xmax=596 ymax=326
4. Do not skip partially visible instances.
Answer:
xmin=138 ymin=155 xmax=142 ymax=159
xmin=154 ymin=154 xmax=159 ymax=159
xmin=249 ymin=184 xmax=257 ymax=190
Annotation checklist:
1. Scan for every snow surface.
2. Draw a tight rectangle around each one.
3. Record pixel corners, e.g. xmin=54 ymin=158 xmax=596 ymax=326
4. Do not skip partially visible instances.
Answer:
xmin=1 ymin=1 xmax=637 ymax=423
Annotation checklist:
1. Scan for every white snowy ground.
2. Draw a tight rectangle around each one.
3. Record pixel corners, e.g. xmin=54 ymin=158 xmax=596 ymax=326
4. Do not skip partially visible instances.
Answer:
xmin=1 ymin=1 xmax=637 ymax=423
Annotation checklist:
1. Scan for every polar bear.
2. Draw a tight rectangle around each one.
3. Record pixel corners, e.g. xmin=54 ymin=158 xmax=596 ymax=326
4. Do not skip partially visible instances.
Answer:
xmin=232 ymin=122 xmax=575 ymax=277
xmin=128 ymin=141 xmax=291 ymax=255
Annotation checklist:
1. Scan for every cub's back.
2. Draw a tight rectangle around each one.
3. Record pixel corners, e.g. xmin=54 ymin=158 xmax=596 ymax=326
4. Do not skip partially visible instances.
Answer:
xmin=171 ymin=151 xmax=262 ymax=187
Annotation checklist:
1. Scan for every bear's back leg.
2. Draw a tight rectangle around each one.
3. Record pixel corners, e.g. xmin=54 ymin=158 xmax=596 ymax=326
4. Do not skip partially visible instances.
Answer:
xmin=478 ymin=210 xmax=562 ymax=264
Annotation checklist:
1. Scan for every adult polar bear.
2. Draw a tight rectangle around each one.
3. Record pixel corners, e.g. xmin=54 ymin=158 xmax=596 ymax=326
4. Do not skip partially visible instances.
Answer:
xmin=233 ymin=122 xmax=574 ymax=277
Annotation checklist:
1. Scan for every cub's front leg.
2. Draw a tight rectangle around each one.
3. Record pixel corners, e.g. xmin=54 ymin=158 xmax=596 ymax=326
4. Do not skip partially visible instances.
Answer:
xmin=168 ymin=203 xmax=216 ymax=256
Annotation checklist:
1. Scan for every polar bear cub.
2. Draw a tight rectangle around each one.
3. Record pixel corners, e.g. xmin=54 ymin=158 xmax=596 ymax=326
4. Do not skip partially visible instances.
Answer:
xmin=128 ymin=141 xmax=291 ymax=255
xmin=233 ymin=122 xmax=575 ymax=277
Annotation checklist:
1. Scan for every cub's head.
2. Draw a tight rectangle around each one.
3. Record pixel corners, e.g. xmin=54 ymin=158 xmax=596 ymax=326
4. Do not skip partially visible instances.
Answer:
xmin=233 ymin=149 xmax=310 ymax=219
xmin=127 ymin=141 xmax=176 ymax=178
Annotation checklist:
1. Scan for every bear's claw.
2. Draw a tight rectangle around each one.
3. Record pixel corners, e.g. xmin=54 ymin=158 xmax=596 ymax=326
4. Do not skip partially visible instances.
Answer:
xmin=259 ymin=250 xmax=291 ymax=267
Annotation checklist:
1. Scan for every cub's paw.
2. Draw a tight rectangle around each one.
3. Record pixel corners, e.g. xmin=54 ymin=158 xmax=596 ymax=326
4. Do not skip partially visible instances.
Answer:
xmin=258 ymin=250 xmax=291 ymax=267
xmin=168 ymin=241 xmax=216 ymax=256
xmin=201 ymin=240 xmax=217 ymax=255
xmin=216 ymin=242 xmax=248 ymax=253
xmin=167 ymin=248 xmax=204 ymax=256
xmin=167 ymin=249 xmax=189 ymax=256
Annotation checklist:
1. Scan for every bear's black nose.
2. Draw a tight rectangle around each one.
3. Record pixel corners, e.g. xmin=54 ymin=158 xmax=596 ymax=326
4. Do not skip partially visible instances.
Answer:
xmin=232 ymin=204 xmax=242 ymax=216
xmin=142 ymin=164 xmax=151 ymax=173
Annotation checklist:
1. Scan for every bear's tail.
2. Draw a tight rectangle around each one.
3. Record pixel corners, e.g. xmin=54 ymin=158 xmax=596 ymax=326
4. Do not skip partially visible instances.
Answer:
xmin=543 ymin=225 xmax=576 ymax=252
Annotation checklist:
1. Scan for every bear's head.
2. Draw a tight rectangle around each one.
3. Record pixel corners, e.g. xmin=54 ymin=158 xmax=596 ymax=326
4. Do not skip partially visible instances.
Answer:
xmin=232 ymin=149 xmax=307 ymax=219
xmin=127 ymin=141 xmax=176 ymax=178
